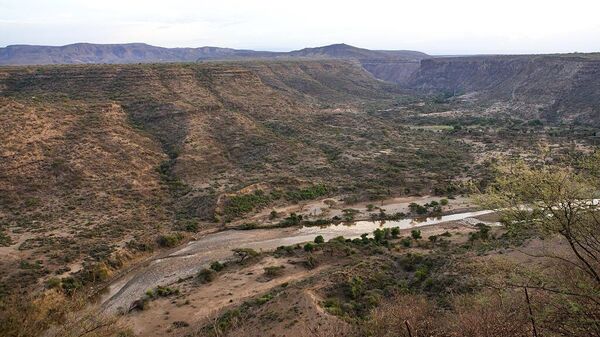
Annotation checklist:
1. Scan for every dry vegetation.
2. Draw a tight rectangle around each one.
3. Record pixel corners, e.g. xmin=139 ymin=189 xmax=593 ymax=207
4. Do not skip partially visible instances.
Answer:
xmin=1 ymin=60 xmax=598 ymax=337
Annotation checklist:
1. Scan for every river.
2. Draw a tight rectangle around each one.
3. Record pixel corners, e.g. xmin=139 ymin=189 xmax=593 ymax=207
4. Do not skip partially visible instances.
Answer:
xmin=100 ymin=209 xmax=494 ymax=313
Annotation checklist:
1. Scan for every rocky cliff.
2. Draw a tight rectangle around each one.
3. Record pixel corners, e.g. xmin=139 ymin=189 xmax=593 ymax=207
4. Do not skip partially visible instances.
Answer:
xmin=406 ymin=54 xmax=600 ymax=124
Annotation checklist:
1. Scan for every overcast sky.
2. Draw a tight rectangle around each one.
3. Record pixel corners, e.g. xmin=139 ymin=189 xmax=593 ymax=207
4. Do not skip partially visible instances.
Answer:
xmin=1 ymin=0 xmax=599 ymax=55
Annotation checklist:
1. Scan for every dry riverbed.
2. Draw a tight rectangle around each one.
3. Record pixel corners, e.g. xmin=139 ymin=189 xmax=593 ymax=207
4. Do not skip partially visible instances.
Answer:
xmin=99 ymin=196 xmax=490 ymax=318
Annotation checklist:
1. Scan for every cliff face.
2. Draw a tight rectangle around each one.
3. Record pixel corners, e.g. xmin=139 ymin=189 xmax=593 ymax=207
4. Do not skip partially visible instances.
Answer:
xmin=406 ymin=55 xmax=600 ymax=124
xmin=361 ymin=59 xmax=422 ymax=84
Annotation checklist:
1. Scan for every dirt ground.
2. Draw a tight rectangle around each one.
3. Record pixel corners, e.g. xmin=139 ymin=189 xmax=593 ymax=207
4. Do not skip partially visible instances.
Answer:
xmin=116 ymin=215 xmax=489 ymax=337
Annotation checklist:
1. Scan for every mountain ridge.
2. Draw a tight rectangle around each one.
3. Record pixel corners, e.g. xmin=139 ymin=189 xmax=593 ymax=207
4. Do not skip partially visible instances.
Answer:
xmin=0 ymin=42 xmax=428 ymax=65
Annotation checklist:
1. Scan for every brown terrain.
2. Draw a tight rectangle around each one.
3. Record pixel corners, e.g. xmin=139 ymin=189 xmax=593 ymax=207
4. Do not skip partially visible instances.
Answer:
xmin=0 ymin=50 xmax=598 ymax=337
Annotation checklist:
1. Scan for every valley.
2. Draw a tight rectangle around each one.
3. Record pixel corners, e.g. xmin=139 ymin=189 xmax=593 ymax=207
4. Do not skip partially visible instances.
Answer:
xmin=1 ymin=52 xmax=599 ymax=337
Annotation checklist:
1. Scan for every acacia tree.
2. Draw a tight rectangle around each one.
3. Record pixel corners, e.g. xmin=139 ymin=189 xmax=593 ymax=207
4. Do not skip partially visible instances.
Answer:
xmin=479 ymin=158 xmax=600 ymax=335
xmin=482 ymin=160 xmax=600 ymax=284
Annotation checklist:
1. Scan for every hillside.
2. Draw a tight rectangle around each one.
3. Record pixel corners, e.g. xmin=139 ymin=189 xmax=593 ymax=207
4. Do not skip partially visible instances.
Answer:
xmin=1 ymin=58 xmax=598 ymax=337
xmin=405 ymin=54 xmax=600 ymax=124
xmin=0 ymin=60 xmax=474 ymax=292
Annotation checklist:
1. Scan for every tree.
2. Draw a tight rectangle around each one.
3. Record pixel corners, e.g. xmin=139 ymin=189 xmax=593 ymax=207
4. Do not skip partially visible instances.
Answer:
xmin=479 ymin=157 xmax=600 ymax=334
xmin=342 ymin=208 xmax=360 ymax=222
xmin=304 ymin=242 xmax=315 ymax=252
xmin=481 ymin=160 xmax=600 ymax=285
xmin=428 ymin=235 xmax=438 ymax=246
xmin=314 ymin=235 xmax=325 ymax=244
xmin=411 ymin=230 xmax=422 ymax=240
xmin=373 ymin=228 xmax=385 ymax=243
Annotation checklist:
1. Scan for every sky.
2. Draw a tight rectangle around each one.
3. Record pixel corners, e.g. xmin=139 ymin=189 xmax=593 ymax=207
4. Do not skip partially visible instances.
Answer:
xmin=1 ymin=0 xmax=599 ymax=55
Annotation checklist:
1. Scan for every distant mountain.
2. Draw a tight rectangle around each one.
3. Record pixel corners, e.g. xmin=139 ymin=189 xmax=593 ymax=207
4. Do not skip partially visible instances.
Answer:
xmin=288 ymin=43 xmax=427 ymax=61
xmin=0 ymin=42 xmax=428 ymax=66
xmin=0 ymin=42 xmax=430 ymax=84
xmin=0 ymin=43 xmax=281 ymax=65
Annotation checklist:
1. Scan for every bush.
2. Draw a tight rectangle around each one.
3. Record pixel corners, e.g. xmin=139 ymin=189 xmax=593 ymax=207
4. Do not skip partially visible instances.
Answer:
xmin=285 ymin=184 xmax=329 ymax=202
xmin=157 ymin=233 xmax=184 ymax=247
xmin=178 ymin=219 xmax=198 ymax=232
xmin=239 ymin=223 xmax=258 ymax=230
xmin=154 ymin=285 xmax=180 ymax=297
xmin=278 ymin=213 xmax=302 ymax=227
xmin=314 ymin=235 xmax=325 ymax=244
xmin=401 ymin=237 xmax=412 ymax=247
xmin=440 ymin=198 xmax=449 ymax=206
xmin=409 ymin=203 xmax=428 ymax=215
xmin=224 ymin=190 xmax=271 ymax=218
xmin=391 ymin=227 xmax=400 ymax=238
xmin=60 ymin=277 xmax=83 ymax=295
xmin=210 ymin=261 xmax=224 ymax=272
xmin=411 ymin=230 xmax=422 ymax=240
xmin=304 ymin=242 xmax=315 ymax=252
xmin=304 ymin=255 xmax=318 ymax=269
xmin=264 ymin=266 xmax=285 ymax=278
xmin=373 ymin=228 xmax=385 ymax=243
xmin=232 ymin=248 xmax=259 ymax=263
xmin=342 ymin=209 xmax=360 ymax=221
xmin=45 ymin=277 xmax=61 ymax=289
xmin=197 ymin=268 xmax=217 ymax=284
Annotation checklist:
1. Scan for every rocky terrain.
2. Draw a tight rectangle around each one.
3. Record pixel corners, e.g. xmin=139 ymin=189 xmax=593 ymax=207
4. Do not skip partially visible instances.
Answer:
xmin=0 ymin=60 xmax=476 ymax=294
xmin=1 ymin=52 xmax=598 ymax=337
xmin=406 ymin=54 xmax=600 ymax=124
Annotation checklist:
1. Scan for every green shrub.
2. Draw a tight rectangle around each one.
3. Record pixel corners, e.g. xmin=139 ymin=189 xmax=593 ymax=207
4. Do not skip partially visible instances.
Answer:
xmin=224 ymin=190 xmax=271 ymax=218
xmin=342 ymin=208 xmax=360 ymax=221
xmin=157 ymin=233 xmax=184 ymax=247
xmin=255 ymin=293 xmax=273 ymax=305
xmin=304 ymin=242 xmax=315 ymax=252
xmin=409 ymin=202 xmax=428 ymax=215
xmin=285 ymin=184 xmax=329 ymax=202
xmin=232 ymin=248 xmax=259 ymax=263
xmin=304 ymin=255 xmax=318 ymax=269
xmin=314 ymin=235 xmax=325 ymax=244
xmin=277 ymin=213 xmax=302 ymax=227
xmin=177 ymin=219 xmax=198 ymax=232
xmin=373 ymin=228 xmax=385 ymax=243
xmin=153 ymin=285 xmax=180 ymax=297
xmin=197 ymin=268 xmax=217 ymax=283
xmin=401 ymin=237 xmax=412 ymax=247
xmin=411 ymin=229 xmax=422 ymax=240
xmin=45 ymin=277 xmax=61 ymax=289
xmin=210 ymin=261 xmax=224 ymax=272
xmin=391 ymin=227 xmax=400 ymax=238
xmin=239 ymin=223 xmax=258 ymax=230
xmin=264 ymin=266 xmax=285 ymax=278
